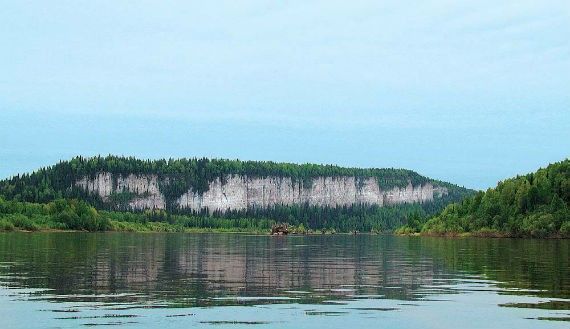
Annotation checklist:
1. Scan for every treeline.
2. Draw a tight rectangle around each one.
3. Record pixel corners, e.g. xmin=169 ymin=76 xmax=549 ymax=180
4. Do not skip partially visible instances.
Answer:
xmin=213 ymin=204 xmax=422 ymax=233
xmin=398 ymin=159 xmax=570 ymax=237
xmin=193 ymin=192 xmax=460 ymax=232
xmin=0 ymin=197 xmax=275 ymax=233
xmin=0 ymin=155 xmax=470 ymax=207
xmin=0 ymin=198 xmax=111 ymax=232
xmin=0 ymin=195 xmax=454 ymax=233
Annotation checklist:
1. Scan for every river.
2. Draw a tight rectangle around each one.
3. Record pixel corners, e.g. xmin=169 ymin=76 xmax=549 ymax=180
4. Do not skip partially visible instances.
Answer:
xmin=0 ymin=233 xmax=568 ymax=328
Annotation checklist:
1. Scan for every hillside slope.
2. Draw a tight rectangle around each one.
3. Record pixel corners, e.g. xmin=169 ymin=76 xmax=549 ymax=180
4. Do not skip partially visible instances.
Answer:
xmin=402 ymin=159 xmax=570 ymax=237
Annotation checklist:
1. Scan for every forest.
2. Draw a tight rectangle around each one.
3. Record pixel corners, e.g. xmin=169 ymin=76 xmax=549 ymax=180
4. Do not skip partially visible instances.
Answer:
xmin=0 ymin=155 xmax=473 ymax=233
xmin=2 ymin=157 xmax=568 ymax=236
xmin=0 ymin=195 xmax=454 ymax=233
xmin=397 ymin=159 xmax=570 ymax=237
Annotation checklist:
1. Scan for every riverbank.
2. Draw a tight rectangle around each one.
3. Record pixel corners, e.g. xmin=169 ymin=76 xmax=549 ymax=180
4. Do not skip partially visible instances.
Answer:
xmin=4 ymin=224 xmax=569 ymax=238
xmin=2 ymin=212 xmax=568 ymax=237
xmin=0 ymin=211 xmax=337 ymax=235
xmin=395 ymin=230 xmax=569 ymax=239
xmin=0 ymin=224 xmax=345 ymax=235
xmin=0 ymin=198 xmax=279 ymax=233
xmin=0 ymin=217 xmax=269 ymax=234
xmin=3 ymin=197 xmax=567 ymax=238
xmin=0 ymin=198 xmax=403 ymax=235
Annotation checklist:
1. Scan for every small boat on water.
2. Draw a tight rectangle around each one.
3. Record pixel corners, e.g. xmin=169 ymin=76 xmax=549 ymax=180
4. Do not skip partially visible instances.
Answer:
xmin=271 ymin=224 xmax=289 ymax=235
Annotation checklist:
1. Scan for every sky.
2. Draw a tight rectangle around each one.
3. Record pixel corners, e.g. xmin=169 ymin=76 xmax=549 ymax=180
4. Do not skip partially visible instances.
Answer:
xmin=1 ymin=1 xmax=569 ymax=190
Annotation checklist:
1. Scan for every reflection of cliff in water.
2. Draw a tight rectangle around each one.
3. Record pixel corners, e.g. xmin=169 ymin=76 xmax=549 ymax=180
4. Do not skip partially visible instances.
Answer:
xmin=0 ymin=233 xmax=567 ymax=306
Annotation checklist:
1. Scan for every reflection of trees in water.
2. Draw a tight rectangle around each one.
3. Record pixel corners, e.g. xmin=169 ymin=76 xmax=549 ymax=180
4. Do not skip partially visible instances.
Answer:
xmin=0 ymin=234 xmax=567 ymax=306
xmin=415 ymin=237 xmax=569 ymax=299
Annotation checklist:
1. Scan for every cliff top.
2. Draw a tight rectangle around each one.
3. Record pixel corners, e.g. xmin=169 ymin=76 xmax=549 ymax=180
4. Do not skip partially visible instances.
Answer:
xmin=0 ymin=155 xmax=474 ymax=205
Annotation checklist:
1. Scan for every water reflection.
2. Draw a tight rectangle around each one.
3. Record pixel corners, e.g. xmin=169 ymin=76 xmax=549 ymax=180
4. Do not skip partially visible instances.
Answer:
xmin=0 ymin=233 xmax=568 ymax=328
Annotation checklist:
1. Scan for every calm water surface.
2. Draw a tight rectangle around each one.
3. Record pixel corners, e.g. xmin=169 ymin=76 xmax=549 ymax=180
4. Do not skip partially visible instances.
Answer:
xmin=0 ymin=233 xmax=568 ymax=328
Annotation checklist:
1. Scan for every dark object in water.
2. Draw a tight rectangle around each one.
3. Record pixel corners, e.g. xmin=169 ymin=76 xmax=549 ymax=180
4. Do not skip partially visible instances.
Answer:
xmin=271 ymin=224 xmax=289 ymax=235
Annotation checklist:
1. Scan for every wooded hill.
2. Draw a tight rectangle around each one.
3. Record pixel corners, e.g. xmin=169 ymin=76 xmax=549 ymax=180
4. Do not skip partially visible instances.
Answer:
xmin=0 ymin=156 xmax=474 ymax=232
xmin=399 ymin=159 xmax=570 ymax=237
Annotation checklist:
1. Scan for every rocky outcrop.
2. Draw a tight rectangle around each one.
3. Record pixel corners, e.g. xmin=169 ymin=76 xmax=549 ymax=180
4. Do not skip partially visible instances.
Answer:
xmin=75 ymin=173 xmax=448 ymax=212
xmin=76 ymin=173 xmax=166 ymax=209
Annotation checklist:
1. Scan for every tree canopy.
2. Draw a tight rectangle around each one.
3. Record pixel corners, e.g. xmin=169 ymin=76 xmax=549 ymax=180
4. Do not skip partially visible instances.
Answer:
xmin=400 ymin=159 xmax=570 ymax=238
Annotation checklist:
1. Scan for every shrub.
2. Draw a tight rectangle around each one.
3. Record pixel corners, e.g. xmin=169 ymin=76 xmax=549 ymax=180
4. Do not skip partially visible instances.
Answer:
xmin=395 ymin=225 xmax=417 ymax=235
xmin=522 ymin=213 xmax=556 ymax=238
xmin=6 ymin=214 xmax=39 ymax=231
xmin=560 ymin=221 xmax=570 ymax=237
xmin=0 ymin=218 xmax=15 ymax=231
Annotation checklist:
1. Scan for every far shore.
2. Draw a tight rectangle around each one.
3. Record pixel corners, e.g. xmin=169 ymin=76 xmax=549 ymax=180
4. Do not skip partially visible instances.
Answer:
xmin=2 ymin=226 xmax=568 ymax=239
xmin=395 ymin=231 xmax=569 ymax=239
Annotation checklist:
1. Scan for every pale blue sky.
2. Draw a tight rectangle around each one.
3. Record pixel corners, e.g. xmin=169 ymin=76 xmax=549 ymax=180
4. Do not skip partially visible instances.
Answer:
xmin=1 ymin=1 xmax=569 ymax=189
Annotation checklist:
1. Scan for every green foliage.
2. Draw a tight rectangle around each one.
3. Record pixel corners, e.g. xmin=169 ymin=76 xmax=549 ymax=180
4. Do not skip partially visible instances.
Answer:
xmin=4 ymin=214 xmax=40 ymax=231
xmin=561 ymin=221 xmax=570 ymax=237
xmin=206 ymin=202 xmax=454 ymax=233
xmin=0 ymin=195 xmax=457 ymax=233
xmin=394 ymin=225 xmax=416 ymax=235
xmin=0 ymin=218 xmax=15 ymax=231
xmin=415 ymin=159 xmax=570 ymax=238
xmin=0 ymin=198 xmax=110 ymax=231
xmin=102 ymin=209 xmax=276 ymax=232
xmin=0 ymin=197 xmax=273 ymax=233
xmin=294 ymin=223 xmax=307 ymax=234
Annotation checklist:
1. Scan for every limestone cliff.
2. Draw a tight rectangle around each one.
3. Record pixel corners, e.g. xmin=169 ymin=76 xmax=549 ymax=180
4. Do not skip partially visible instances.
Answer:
xmin=75 ymin=173 xmax=448 ymax=212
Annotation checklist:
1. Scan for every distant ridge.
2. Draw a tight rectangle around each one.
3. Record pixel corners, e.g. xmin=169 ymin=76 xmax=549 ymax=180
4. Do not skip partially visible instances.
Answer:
xmin=0 ymin=155 xmax=473 ymax=211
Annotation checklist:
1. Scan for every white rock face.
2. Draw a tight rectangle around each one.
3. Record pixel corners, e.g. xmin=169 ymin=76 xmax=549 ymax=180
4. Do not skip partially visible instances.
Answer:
xmin=75 ymin=173 xmax=448 ymax=212
xmin=76 ymin=173 xmax=166 ymax=209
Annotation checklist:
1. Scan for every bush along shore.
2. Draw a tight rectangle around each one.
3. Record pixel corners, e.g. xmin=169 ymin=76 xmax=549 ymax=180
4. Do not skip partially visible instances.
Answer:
xmin=0 ymin=198 xmax=274 ymax=233
xmin=396 ymin=159 xmax=570 ymax=238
